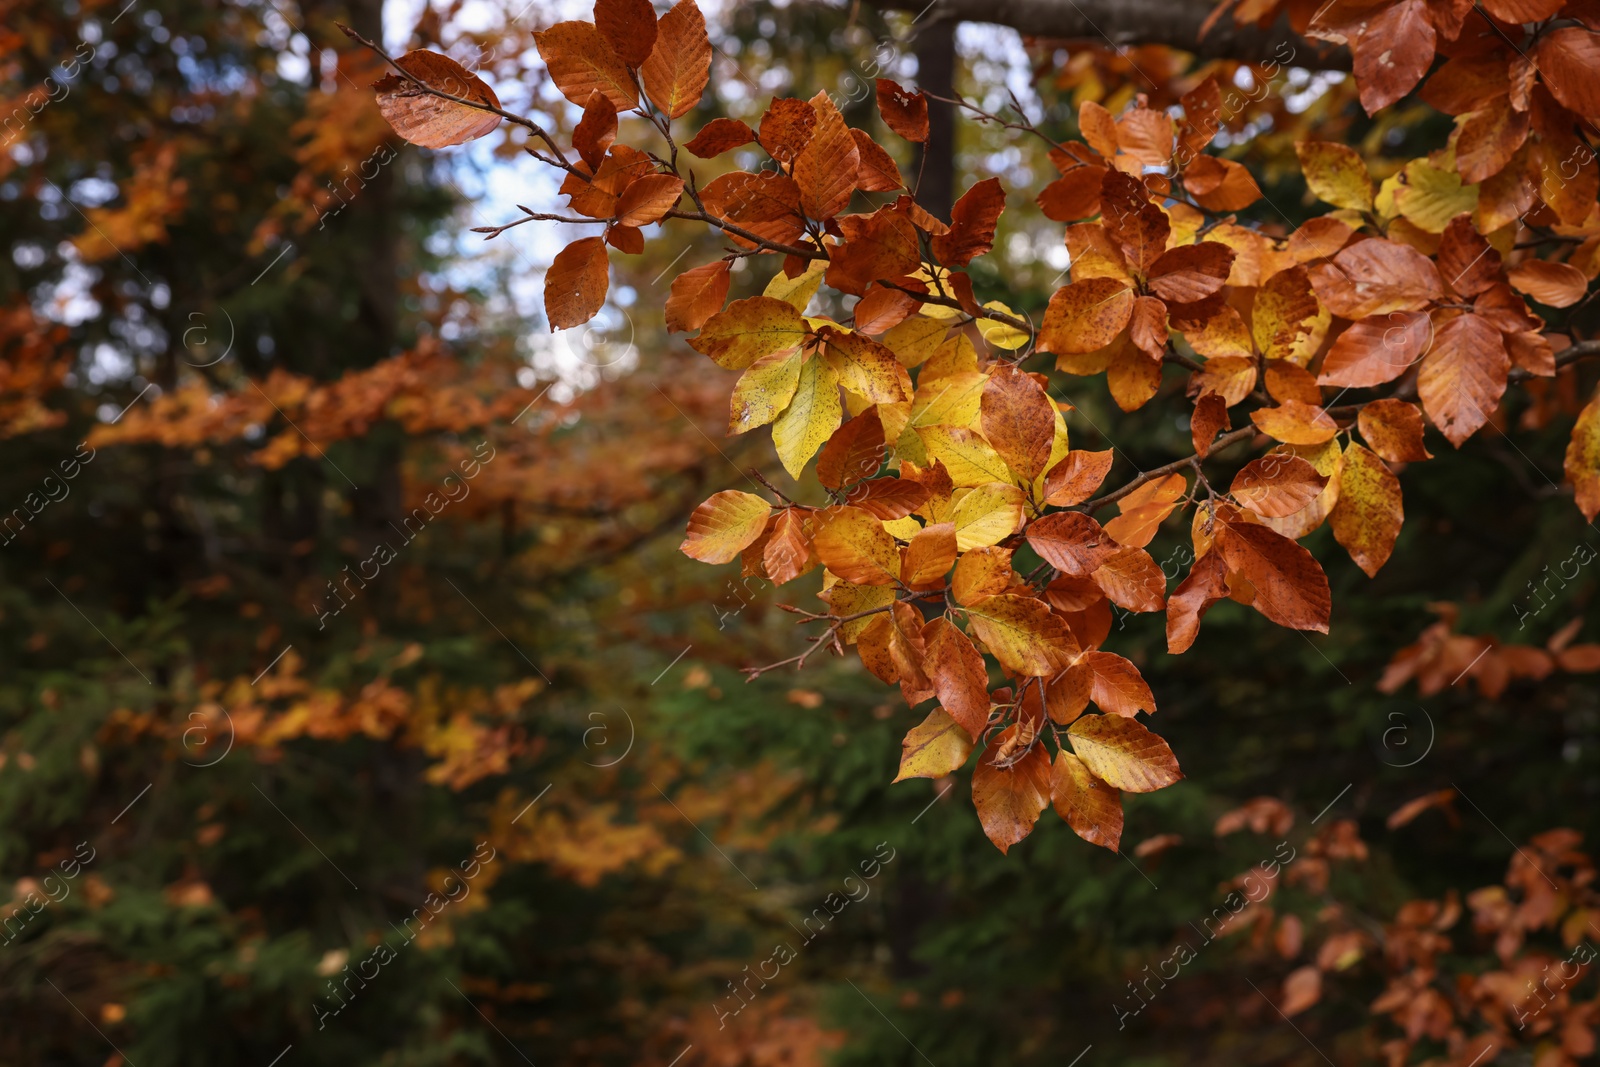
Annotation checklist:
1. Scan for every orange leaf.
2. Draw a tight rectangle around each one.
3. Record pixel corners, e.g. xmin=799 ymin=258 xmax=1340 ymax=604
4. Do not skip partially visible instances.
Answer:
xmin=1231 ymin=455 xmax=1328 ymax=519
xmin=1078 ymin=100 xmax=1119 ymax=158
xmin=535 ymin=21 xmax=638 ymax=110
xmin=1080 ymin=650 xmax=1155 ymax=716
xmin=875 ymin=79 xmax=929 ymax=143
xmin=1038 ymin=278 xmax=1135 ymax=355
xmin=1507 ymin=260 xmax=1589 ymax=309
xmin=1309 ymin=238 xmax=1442 ymax=319
xmin=1051 ymin=751 xmax=1123 ymax=851
xmin=1104 ymin=472 xmax=1186 ymax=548
xmin=1534 ymin=27 xmax=1600 ymax=118
xmin=793 ymin=92 xmax=859 ymax=220
xmin=980 ymin=368 xmax=1056 ymax=483
xmin=1352 ymin=0 xmax=1434 ymax=115
xmin=932 ymin=178 xmax=1006 ymax=267
xmin=1037 ymin=166 xmax=1106 ymax=221
xmin=681 ymin=490 xmax=771 ymax=563
xmin=682 ymin=117 xmax=755 ymax=158
xmin=763 ymin=508 xmax=815 ymax=584
xmin=846 ymin=476 xmax=931 ymax=521
xmin=964 ymin=594 xmax=1080 ymax=677
xmin=851 ymin=129 xmax=903 ymax=192
xmin=573 ymin=91 xmax=618 ymax=170
xmin=664 ymin=260 xmax=731 ymax=333
xmin=950 ymin=547 xmax=1014 ymax=607
xmin=758 ymin=98 xmax=816 ymax=163
xmin=1102 ymin=171 xmax=1169 ymax=272
xmin=1215 ymin=518 xmax=1331 ymax=632
xmin=1317 ymin=312 xmax=1431 ymax=388
xmin=640 ymin=0 xmax=710 ymax=118
xmin=1279 ymin=966 xmax=1322 ymax=1017
xmin=1417 ymin=312 xmax=1509 ymax=447
xmin=613 ymin=173 xmax=683 ymax=227
xmin=1043 ymin=450 xmax=1114 ymax=507
xmin=1358 ymin=398 xmax=1432 ymax=463
xmin=1565 ymin=390 xmax=1600 ymax=522
xmin=594 ymin=0 xmax=658 ymax=67
xmin=372 ymin=50 xmax=502 ymax=150
xmin=1185 ymin=155 xmax=1262 ymax=211
xmin=1092 ymin=546 xmax=1167 ymax=612
xmin=1192 ymin=392 xmax=1230 ymax=458
xmin=816 ymin=411 xmax=888 ymax=490
xmin=1147 ymin=242 xmax=1235 ymax=304
xmin=972 ymin=728 xmax=1052 ymax=853
xmin=924 ymin=616 xmax=992 ymax=740
xmin=1251 ymin=400 xmax=1338 ymax=446
xmin=813 ymin=505 xmax=901 ymax=586
xmin=545 ymin=236 xmax=609 ymax=330
xmin=1167 ymin=550 xmax=1230 ymax=653
xmin=1027 ymin=512 xmax=1122 ymax=575
xmin=902 ymin=522 xmax=958 ymax=588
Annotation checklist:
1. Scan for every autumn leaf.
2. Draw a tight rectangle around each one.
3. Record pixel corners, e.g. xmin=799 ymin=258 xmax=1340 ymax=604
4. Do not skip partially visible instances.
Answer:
xmin=683 ymin=117 xmax=755 ymax=158
xmin=932 ymin=178 xmax=1005 ymax=266
xmin=1317 ymin=312 xmax=1431 ymax=388
xmin=817 ymin=326 xmax=911 ymax=404
xmin=1565 ymin=390 xmax=1600 ymax=522
xmin=594 ymin=0 xmax=658 ymax=67
xmin=1067 ymin=714 xmax=1182 ymax=793
xmin=812 ymin=505 xmax=901 ymax=586
xmin=1352 ymin=0 xmax=1434 ymax=115
xmin=1092 ymin=546 xmax=1167 ymax=612
xmin=1417 ymin=313 xmax=1509 ymax=447
xmin=1027 ymin=512 xmax=1121 ymax=576
xmin=535 ymin=22 xmax=639 ymax=110
xmin=613 ymin=174 xmax=683 ymax=227
xmin=1104 ymin=472 xmax=1185 ymax=548
xmin=1051 ymin=751 xmax=1123 ymax=851
xmin=772 ymin=352 xmax=843 ymax=478
xmin=980 ymin=369 xmax=1055 ymax=483
xmin=845 ymin=477 xmax=931 ymax=521
xmin=924 ymin=616 xmax=992 ymax=739
xmin=1231 ymin=455 xmax=1329 ymax=518
xmin=1215 ymin=518 xmax=1331 ymax=633
xmin=902 ymin=522 xmax=958 ymax=587
xmin=728 ymin=348 xmax=801 ymax=435
xmin=950 ymin=548 xmax=1014 ymax=607
xmin=1330 ymin=443 xmax=1404 ymax=577
xmin=763 ymin=507 xmax=814 ymax=584
xmin=1079 ymin=650 xmax=1155 ymax=716
xmin=793 ymin=92 xmax=859 ymax=220
xmin=1038 ymin=278 xmax=1135 ymax=355
xmin=816 ymin=410 xmax=887 ymax=489
xmin=372 ymin=50 xmax=502 ymax=150
xmin=964 ymin=594 xmax=1080 ymax=677
xmin=664 ymin=261 xmax=731 ymax=333
xmin=1192 ymin=393 xmax=1229 ymax=458
xmin=1534 ymin=27 xmax=1600 ymax=118
xmin=680 ymin=490 xmax=771 ymax=563
xmin=1147 ymin=242 xmax=1235 ymax=304
xmin=1310 ymin=239 xmax=1443 ymax=319
xmin=875 ymin=79 xmax=929 ymax=142
xmin=1250 ymin=400 xmax=1339 ymax=446
xmin=972 ymin=728 xmax=1052 ymax=853
xmin=1358 ymin=399 xmax=1433 ymax=464
xmin=1043 ymin=449 xmax=1114 ymax=506
xmin=545 ymin=236 xmax=609 ymax=330
xmin=1167 ymin=550 xmax=1230 ymax=653
xmin=640 ymin=0 xmax=711 ymax=118
xmin=689 ymin=296 xmax=806 ymax=370
xmin=916 ymin=426 xmax=1014 ymax=488
xmin=894 ymin=707 xmax=974 ymax=781
xmin=1507 ymin=261 xmax=1589 ymax=309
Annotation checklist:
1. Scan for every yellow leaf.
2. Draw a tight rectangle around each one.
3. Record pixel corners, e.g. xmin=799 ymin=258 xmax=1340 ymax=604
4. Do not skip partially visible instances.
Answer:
xmin=772 ymin=354 xmax=842 ymax=478
xmin=950 ymin=482 xmax=1026 ymax=550
xmin=729 ymin=348 xmax=801 ymax=435
xmin=915 ymin=425 xmax=1015 ymax=487
xmin=977 ymin=302 xmax=1029 ymax=350
xmin=893 ymin=707 xmax=975 ymax=781
xmin=764 ymin=259 xmax=825 ymax=312
xmin=1396 ymin=158 xmax=1479 ymax=234
xmin=680 ymin=490 xmax=771 ymax=563
xmin=1295 ymin=141 xmax=1373 ymax=212
xmin=1067 ymin=714 xmax=1183 ymax=793
xmin=690 ymin=296 xmax=807 ymax=370
xmin=964 ymin=594 xmax=1079 ymax=677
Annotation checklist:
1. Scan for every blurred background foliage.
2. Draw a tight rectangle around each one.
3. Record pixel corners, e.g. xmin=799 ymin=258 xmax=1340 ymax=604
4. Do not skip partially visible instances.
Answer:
xmin=1 ymin=0 xmax=1597 ymax=1064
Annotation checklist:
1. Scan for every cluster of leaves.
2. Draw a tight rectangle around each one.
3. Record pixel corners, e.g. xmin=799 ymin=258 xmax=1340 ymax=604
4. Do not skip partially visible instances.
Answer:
xmin=351 ymin=0 xmax=1600 ymax=854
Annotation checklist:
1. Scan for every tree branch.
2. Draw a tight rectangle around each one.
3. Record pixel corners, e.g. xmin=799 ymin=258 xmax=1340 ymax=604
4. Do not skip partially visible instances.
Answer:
xmin=864 ymin=0 xmax=1350 ymax=71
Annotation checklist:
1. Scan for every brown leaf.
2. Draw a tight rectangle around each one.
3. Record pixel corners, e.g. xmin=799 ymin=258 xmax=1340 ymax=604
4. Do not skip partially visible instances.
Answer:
xmin=1043 ymin=450 xmax=1115 ymax=506
xmin=851 ymin=129 xmax=903 ymax=192
xmin=372 ymin=50 xmax=502 ymax=149
xmin=1353 ymin=0 xmax=1435 ymax=115
xmin=1167 ymin=549 xmax=1230 ymax=653
xmin=1279 ymin=965 xmax=1322 ymax=1017
xmin=1231 ymin=455 xmax=1329 ymax=518
xmin=573 ymin=91 xmax=618 ymax=170
xmin=1358 ymin=398 xmax=1432 ymax=464
xmin=1092 ymin=546 xmax=1167 ymax=612
xmin=535 ymin=21 xmax=638 ymax=110
xmin=682 ymin=117 xmax=755 ymax=158
xmin=844 ymin=477 xmax=931 ymax=521
xmin=1052 ymin=751 xmax=1123 ymax=851
xmin=1417 ymin=313 xmax=1509 ymax=447
xmin=594 ymin=0 xmax=658 ymax=67
xmin=1507 ymin=260 xmax=1589 ymax=309
xmin=1027 ymin=512 xmax=1122 ymax=576
xmin=1309 ymin=238 xmax=1443 ymax=319
xmin=932 ymin=178 xmax=1006 ymax=267
xmin=757 ymin=98 xmax=817 ymax=163
xmin=1317 ymin=311 xmax=1431 ymax=388
xmin=793 ymin=92 xmax=859 ymax=220
xmin=545 ymin=236 xmax=609 ymax=329
xmin=924 ymin=616 xmax=992 ymax=740
xmin=1534 ymin=27 xmax=1600 ymax=118
xmin=875 ymin=79 xmax=929 ymax=142
xmin=664 ymin=260 xmax=731 ymax=333
xmin=640 ymin=0 xmax=711 ymax=118
xmin=817 ymin=410 xmax=888 ymax=490
xmin=1192 ymin=392 xmax=1230 ymax=458
xmin=1215 ymin=518 xmax=1331 ymax=633
xmin=763 ymin=508 xmax=815 ymax=584
xmin=1185 ymin=155 xmax=1263 ymax=211
xmin=1147 ymin=242 xmax=1235 ymax=304
xmin=980 ymin=368 xmax=1056 ymax=483
xmin=972 ymin=728 xmax=1052 ymax=853
xmin=1102 ymin=171 xmax=1169 ymax=272
xmin=1037 ymin=166 xmax=1105 ymax=221
xmin=613 ymin=173 xmax=683 ymax=227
